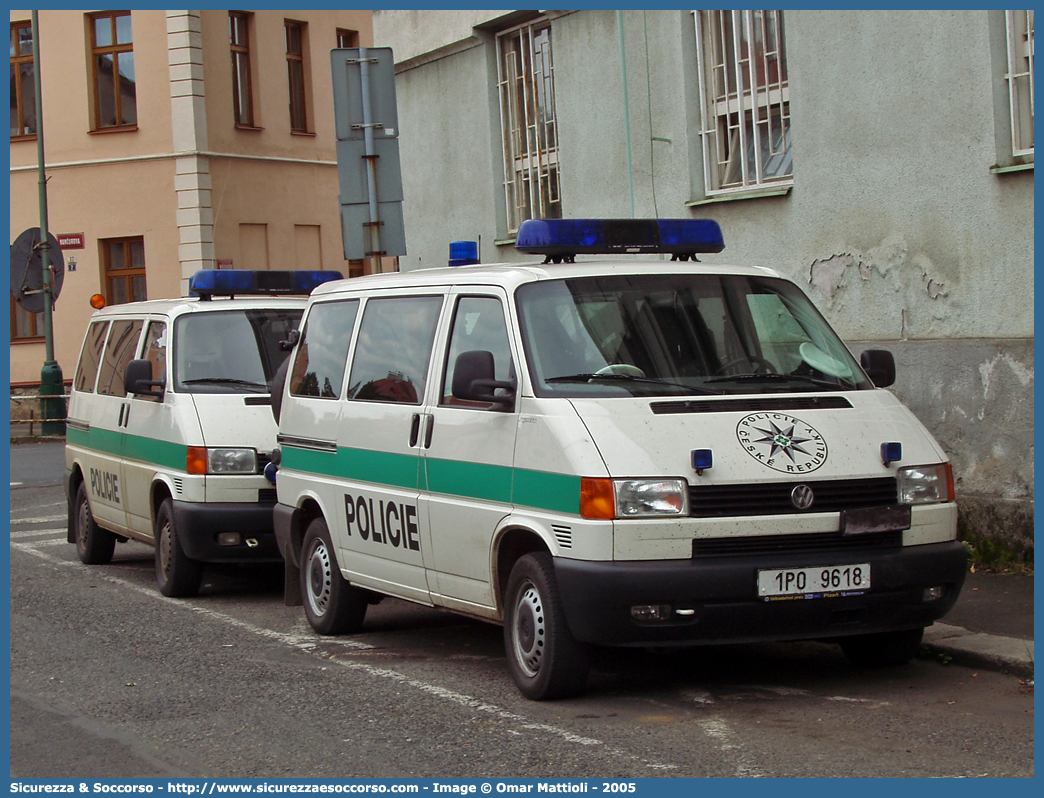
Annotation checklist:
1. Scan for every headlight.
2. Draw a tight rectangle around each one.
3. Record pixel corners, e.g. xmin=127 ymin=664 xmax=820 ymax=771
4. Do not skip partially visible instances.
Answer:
xmin=897 ymin=463 xmax=954 ymax=504
xmin=207 ymin=448 xmax=257 ymax=474
xmin=614 ymin=479 xmax=689 ymax=517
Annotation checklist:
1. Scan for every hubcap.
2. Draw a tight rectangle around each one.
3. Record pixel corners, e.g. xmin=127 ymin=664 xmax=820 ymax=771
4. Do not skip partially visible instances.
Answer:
xmin=158 ymin=521 xmax=172 ymax=577
xmin=76 ymin=498 xmax=90 ymax=555
xmin=512 ymin=581 xmax=545 ymax=678
xmin=307 ymin=540 xmax=332 ymax=616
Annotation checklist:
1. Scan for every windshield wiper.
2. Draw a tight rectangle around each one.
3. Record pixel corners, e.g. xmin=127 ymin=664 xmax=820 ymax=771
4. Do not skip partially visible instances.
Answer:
xmin=546 ymin=373 xmax=722 ymax=395
xmin=182 ymin=377 xmax=268 ymax=390
xmin=703 ymin=372 xmax=851 ymax=390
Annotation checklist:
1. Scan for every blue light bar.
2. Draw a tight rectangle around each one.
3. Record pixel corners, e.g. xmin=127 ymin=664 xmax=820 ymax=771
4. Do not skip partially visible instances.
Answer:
xmin=448 ymin=241 xmax=479 ymax=267
xmin=189 ymin=270 xmax=343 ymax=298
xmin=515 ymin=218 xmax=724 ymax=261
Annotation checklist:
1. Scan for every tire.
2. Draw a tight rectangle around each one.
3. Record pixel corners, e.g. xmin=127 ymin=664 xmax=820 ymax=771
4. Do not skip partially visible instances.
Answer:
xmin=300 ymin=517 xmax=367 ymax=635
xmin=840 ymin=627 xmax=925 ymax=668
xmin=154 ymin=499 xmax=204 ymax=598
xmin=73 ymin=481 xmax=116 ymax=565
xmin=503 ymin=552 xmax=590 ymax=700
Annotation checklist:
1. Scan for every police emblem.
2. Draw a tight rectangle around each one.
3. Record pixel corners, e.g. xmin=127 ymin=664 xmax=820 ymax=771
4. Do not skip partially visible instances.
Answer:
xmin=735 ymin=413 xmax=828 ymax=474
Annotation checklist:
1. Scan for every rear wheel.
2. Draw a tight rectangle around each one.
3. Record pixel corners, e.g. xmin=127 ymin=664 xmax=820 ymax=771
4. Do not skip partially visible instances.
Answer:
xmin=504 ymin=552 xmax=590 ymax=700
xmin=300 ymin=517 xmax=367 ymax=635
xmin=154 ymin=499 xmax=204 ymax=598
xmin=74 ymin=481 xmax=116 ymax=565
xmin=840 ymin=627 xmax=925 ymax=668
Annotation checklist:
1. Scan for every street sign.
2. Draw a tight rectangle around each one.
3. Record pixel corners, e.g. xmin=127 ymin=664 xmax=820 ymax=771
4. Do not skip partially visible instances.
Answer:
xmin=10 ymin=227 xmax=64 ymax=313
xmin=331 ymin=47 xmax=407 ymax=262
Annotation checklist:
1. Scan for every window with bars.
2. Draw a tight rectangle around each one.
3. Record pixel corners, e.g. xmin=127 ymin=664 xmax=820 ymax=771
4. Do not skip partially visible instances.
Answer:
xmin=285 ymin=20 xmax=309 ymax=133
xmin=1005 ymin=10 xmax=1034 ymax=157
xmin=497 ymin=20 xmax=561 ymax=235
xmin=694 ymin=10 xmax=792 ymax=196
xmin=89 ymin=10 xmax=136 ymax=129
xmin=102 ymin=237 xmax=147 ymax=306
xmin=230 ymin=11 xmax=254 ymax=127
xmin=10 ymin=21 xmax=35 ymax=139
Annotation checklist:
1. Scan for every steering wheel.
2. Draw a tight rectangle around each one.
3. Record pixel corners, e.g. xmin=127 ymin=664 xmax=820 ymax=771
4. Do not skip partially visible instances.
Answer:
xmin=714 ymin=356 xmax=777 ymax=376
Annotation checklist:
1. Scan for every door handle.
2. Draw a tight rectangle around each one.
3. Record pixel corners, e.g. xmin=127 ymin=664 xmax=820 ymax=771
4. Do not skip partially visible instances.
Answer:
xmin=122 ymin=404 xmax=130 ymax=427
xmin=424 ymin=414 xmax=435 ymax=449
xmin=409 ymin=413 xmax=421 ymax=447
xmin=118 ymin=405 xmax=126 ymax=427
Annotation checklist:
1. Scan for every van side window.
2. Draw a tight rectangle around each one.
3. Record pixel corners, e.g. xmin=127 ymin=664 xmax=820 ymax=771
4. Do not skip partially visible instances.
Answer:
xmin=347 ymin=296 xmax=442 ymax=404
xmin=140 ymin=321 xmax=167 ymax=397
xmin=74 ymin=320 xmax=109 ymax=393
xmin=96 ymin=319 xmax=144 ymax=396
xmin=290 ymin=299 xmax=360 ymax=398
xmin=441 ymin=296 xmax=514 ymax=407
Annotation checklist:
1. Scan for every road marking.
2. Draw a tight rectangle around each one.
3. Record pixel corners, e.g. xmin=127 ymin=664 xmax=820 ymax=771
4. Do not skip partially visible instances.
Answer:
xmin=9 ymin=514 xmax=66 ymax=524
xmin=10 ymin=482 xmax=23 ymax=487
xmin=698 ymin=717 xmax=764 ymax=778
xmin=10 ymin=539 xmax=679 ymax=771
xmin=10 ymin=528 xmax=65 ymax=540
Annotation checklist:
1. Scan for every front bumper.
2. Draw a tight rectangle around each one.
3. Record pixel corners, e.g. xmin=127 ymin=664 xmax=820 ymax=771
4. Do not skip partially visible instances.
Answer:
xmin=554 ymin=540 xmax=967 ymax=646
xmin=172 ymin=499 xmax=280 ymax=563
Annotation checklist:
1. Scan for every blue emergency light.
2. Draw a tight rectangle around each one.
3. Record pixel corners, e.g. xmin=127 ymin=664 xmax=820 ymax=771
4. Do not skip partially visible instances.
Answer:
xmin=189 ymin=270 xmax=343 ymax=299
xmin=515 ymin=218 xmax=725 ymax=262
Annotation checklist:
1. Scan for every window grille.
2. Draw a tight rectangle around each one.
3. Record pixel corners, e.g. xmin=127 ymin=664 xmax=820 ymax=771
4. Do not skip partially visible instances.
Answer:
xmin=497 ymin=20 xmax=561 ymax=234
xmin=694 ymin=10 xmax=792 ymax=195
xmin=89 ymin=11 xmax=136 ymax=129
xmin=230 ymin=12 xmax=254 ymax=127
xmin=1005 ymin=10 xmax=1034 ymax=156
xmin=10 ymin=21 xmax=35 ymax=138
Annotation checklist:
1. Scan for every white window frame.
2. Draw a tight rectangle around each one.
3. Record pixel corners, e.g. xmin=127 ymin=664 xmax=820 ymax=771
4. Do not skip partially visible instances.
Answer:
xmin=1005 ymin=10 xmax=1034 ymax=157
xmin=496 ymin=19 xmax=561 ymax=235
xmin=694 ymin=10 xmax=793 ymax=197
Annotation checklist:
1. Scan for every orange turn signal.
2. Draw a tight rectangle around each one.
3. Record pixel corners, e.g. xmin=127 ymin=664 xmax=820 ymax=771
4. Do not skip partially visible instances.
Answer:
xmin=580 ymin=477 xmax=615 ymax=520
xmin=186 ymin=446 xmax=208 ymax=475
xmin=89 ymin=294 xmax=106 ymax=310
xmin=944 ymin=462 xmax=955 ymax=502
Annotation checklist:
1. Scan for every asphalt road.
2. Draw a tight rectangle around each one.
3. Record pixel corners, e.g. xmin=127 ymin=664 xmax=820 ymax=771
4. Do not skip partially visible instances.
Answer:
xmin=8 ymin=443 xmax=1035 ymax=778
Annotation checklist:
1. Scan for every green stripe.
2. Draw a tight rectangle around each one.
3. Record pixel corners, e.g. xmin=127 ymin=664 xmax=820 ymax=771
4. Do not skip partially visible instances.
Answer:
xmin=284 ymin=444 xmax=581 ymax=515
xmin=66 ymin=426 xmax=188 ymax=472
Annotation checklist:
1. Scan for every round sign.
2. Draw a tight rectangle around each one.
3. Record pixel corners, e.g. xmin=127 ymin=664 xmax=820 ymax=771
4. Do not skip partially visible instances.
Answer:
xmin=10 ymin=227 xmax=65 ymax=313
xmin=735 ymin=412 xmax=828 ymax=474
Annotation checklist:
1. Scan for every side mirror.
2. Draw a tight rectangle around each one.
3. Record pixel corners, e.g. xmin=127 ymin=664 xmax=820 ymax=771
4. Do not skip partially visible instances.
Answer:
xmin=860 ymin=349 xmax=895 ymax=388
xmin=452 ymin=350 xmax=515 ymax=408
xmin=278 ymin=329 xmax=300 ymax=352
xmin=124 ymin=359 xmax=165 ymax=399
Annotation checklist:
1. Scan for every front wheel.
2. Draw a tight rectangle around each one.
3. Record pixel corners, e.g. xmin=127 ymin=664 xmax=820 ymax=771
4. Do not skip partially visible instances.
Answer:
xmin=154 ymin=499 xmax=204 ymax=598
xmin=840 ymin=627 xmax=925 ymax=668
xmin=504 ymin=552 xmax=590 ymax=700
xmin=300 ymin=517 xmax=367 ymax=635
xmin=74 ymin=481 xmax=116 ymax=565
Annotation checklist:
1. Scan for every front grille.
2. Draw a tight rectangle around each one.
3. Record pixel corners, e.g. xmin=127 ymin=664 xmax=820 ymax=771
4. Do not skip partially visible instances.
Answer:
xmin=258 ymin=488 xmax=278 ymax=503
xmin=692 ymin=529 xmax=903 ymax=559
xmin=689 ymin=477 xmax=897 ymax=518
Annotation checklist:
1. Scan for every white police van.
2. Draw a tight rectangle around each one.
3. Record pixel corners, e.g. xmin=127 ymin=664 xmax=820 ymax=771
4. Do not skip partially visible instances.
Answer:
xmin=65 ymin=270 xmax=339 ymax=597
xmin=272 ymin=220 xmax=966 ymax=700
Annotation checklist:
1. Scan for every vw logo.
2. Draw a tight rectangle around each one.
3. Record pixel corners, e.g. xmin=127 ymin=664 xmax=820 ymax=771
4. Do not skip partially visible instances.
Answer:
xmin=791 ymin=484 xmax=815 ymax=510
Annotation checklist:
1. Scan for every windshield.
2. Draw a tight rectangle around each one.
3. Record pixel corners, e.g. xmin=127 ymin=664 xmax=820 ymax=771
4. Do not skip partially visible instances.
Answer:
xmin=516 ymin=273 xmax=871 ymax=397
xmin=174 ymin=308 xmax=302 ymax=393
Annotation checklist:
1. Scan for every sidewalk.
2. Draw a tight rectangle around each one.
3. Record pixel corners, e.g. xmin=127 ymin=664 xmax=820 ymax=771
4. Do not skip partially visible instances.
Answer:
xmin=922 ymin=570 xmax=1034 ymax=679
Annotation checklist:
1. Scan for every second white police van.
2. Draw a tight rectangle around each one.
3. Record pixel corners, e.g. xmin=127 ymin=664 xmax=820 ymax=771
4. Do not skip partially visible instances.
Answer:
xmin=272 ymin=220 xmax=966 ymax=700
xmin=65 ymin=270 xmax=338 ymax=597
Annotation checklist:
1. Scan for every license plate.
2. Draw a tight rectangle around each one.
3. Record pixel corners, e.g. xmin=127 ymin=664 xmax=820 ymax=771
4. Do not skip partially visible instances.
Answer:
xmin=757 ymin=563 xmax=871 ymax=599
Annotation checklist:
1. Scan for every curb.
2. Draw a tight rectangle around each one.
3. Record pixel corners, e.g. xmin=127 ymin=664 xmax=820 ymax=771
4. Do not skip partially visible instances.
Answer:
xmin=922 ymin=622 xmax=1034 ymax=679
